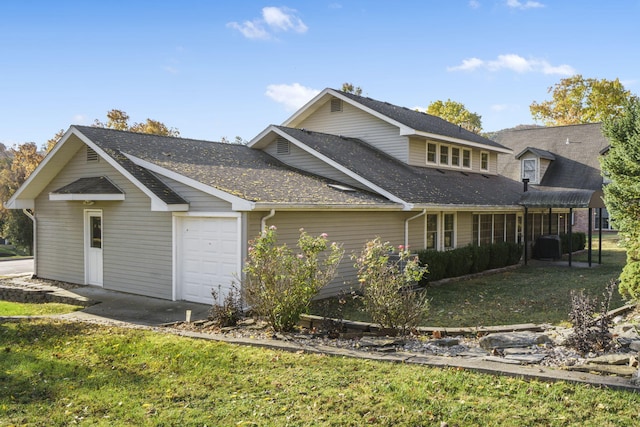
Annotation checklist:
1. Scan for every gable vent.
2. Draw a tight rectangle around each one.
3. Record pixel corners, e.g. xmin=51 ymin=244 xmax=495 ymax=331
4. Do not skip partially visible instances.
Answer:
xmin=330 ymin=98 xmax=343 ymax=112
xmin=276 ymin=137 xmax=290 ymax=155
xmin=86 ymin=147 xmax=99 ymax=162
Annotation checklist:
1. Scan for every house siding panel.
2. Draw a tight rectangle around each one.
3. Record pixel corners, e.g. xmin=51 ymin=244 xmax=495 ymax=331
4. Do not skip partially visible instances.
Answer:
xmin=296 ymin=99 xmax=409 ymax=162
xmin=34 ymin=145 xmax=174 ymax=299
xmin=247 ymin=210 xmax=413 ymax=297
xmin=263 ymin=142 xmax=366 ymax=190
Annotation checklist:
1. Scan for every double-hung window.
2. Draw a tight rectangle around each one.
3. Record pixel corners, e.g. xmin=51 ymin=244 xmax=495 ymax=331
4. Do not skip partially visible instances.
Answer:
xmin=522 ymin=158 xmax=537 ymax=183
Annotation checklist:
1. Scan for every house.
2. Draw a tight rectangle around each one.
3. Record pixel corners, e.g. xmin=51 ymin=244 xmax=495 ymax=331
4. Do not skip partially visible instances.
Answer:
xmin=6 ymin=88 xmax=528 ymax=304
xmin=494 ymin=123 xmax=610 ymax=236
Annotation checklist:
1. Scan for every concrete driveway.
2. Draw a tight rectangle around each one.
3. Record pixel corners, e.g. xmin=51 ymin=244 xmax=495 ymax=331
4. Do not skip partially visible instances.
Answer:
xmin=0 ymin=258 xmax=34 ymax=276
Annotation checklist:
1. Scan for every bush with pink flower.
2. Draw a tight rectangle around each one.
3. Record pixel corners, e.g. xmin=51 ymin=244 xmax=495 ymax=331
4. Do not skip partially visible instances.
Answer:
xmin=242 ymin=227 xmax=344 ymax=332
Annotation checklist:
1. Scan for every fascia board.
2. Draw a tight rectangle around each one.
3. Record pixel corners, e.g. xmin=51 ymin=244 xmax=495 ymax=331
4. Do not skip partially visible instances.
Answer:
xmin=281 ymin=88 xmax=332 ymax=127
xmin=123 ymin=153 xmax=255 ymax=212
xmin=5 ymin=126 xmax=80 ymax=208
xmin=270 ymin=127 xmax=413 ymax=209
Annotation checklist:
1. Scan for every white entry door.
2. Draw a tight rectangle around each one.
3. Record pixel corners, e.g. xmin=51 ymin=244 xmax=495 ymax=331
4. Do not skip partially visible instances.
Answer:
xmin=84 ymin=209 xmax=103 ymax=286
xmin=177 ymin=216 xmax=240 ymax=304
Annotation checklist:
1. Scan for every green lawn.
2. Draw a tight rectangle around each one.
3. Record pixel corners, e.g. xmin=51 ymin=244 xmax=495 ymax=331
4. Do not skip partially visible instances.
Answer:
xmin=2 ymin=318 xmax=639 ymax=426
xmin=313 ymin=233 xmax=627 ymax=327
xmin=0 ymin=300 xmax=83 ymax=316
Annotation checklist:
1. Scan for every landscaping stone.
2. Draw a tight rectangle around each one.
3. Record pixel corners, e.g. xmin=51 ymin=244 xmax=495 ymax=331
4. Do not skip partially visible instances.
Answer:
xmin=358 ymin=337 xmax=404 ymax=350
xmin=479 ymin=331 xmax=552 ymax=350
xmin=588 ymin=354 xmax=634 ymax=366
xmin=504 ymin=353 xmax=548 ymax=364
xmin=429 ymin=338 xmax=460 ymax=347
xmin=630 ymin=341 xmax=640 ymax=352
xmin=567 ymin=364 xmax=638 ymax=377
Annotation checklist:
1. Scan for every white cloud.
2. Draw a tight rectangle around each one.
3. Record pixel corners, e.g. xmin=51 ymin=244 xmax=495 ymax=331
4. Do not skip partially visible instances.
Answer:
xmin=227 ymin=7 xmax=307 ymax=40
xmin=265 ymin=83 xmax=320 ymax=111
xmin=506 ymin=0 xmax=545 ymax=9
xmin=448 ymin=54 xmax=575 ymax=75
xmin=469 ymin=0 xmax=481 ymax=9
xmin=490 ymin=104 xmax=509 ymax=112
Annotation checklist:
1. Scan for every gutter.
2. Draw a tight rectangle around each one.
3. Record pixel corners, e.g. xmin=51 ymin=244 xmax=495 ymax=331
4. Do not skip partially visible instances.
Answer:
xmin=260 ymin=209 xmax=276 ymax=233
xmin=404 ymin=209 xmax=426 ymax=249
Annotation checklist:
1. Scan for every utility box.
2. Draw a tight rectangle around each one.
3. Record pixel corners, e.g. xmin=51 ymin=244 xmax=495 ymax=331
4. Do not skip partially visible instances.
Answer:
xmin=534 ymin=235 xmax=562 ymax=260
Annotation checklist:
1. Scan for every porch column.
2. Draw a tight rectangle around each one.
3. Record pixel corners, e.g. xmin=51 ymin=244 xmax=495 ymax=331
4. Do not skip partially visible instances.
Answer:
xmin=598 ymin=208 xmax=603 ymax=264
xmin=568 ymin=208 xmax=573 ymax=267
xmin=524 ymin=207 xmax=528 ymax=265
xmin=588 ymin=207 xmax=593 ymax=267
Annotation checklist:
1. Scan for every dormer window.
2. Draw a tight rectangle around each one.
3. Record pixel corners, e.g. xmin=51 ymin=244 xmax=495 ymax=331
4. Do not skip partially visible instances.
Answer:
xmin=522 ymin=158 xmax=537 ymax=183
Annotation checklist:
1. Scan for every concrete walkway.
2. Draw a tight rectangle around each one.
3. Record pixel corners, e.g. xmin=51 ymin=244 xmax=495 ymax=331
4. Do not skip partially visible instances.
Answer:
xmin=2 ymin=278 xmax=639 ymax=392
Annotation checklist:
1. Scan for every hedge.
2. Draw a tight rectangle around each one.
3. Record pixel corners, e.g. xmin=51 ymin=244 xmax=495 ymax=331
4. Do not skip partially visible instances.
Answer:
xmin=416 ymin=242 xmax=523 ymax=283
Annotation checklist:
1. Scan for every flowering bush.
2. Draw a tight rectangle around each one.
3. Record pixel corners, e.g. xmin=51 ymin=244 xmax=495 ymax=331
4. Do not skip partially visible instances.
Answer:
xmin=242 ymin=227 xmax=344 ymax=332
xmin=354 ymin=238 xmax=429 ymax=335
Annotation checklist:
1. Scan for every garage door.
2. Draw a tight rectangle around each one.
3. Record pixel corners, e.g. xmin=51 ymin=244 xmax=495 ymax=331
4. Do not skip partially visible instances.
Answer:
xmin=177 ymin=216 xmax=241 ymax=304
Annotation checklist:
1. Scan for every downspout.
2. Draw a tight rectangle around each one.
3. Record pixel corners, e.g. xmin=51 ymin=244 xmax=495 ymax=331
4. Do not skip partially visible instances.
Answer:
xmin=261 ymin=209 xmax=276 ymax=234
xmin=404 ymin=209 xmax=426 ymax=249
xmin=22 ymin=209 xmax=36 ymax=276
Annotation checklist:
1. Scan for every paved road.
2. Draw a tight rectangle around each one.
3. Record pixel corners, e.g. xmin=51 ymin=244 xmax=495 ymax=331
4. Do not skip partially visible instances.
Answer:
xmin=0 ymin=258 xmax=34 ymax=276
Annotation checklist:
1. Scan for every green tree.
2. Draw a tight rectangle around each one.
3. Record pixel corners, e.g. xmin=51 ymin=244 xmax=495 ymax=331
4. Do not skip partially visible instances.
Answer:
xmin=426 ymin=99 xmax=483 ymax=134
xmin=0 ymin=142 xmax=43 ymax=254
xmin=600 ymin=96 xmax=640 ymax=300
xmin=341 ymin=82 xmax=362 ymax=96
xmin=93 ymin=109 xmax=180 ymax=136
xmin=530 ymin=75 xmax=632 ymax=126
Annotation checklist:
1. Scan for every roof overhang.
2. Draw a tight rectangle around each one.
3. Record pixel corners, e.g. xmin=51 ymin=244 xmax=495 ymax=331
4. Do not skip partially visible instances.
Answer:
xmin=518 ymin=189 xmax=605 ymax=209
xmin=49 ymin=176 xmax=125 ymax=201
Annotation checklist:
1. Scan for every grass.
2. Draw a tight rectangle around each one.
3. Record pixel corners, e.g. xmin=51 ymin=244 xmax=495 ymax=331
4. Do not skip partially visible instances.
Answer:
xmin=312 ymin=233 xmax=627 ymax=327
xmin=0 ymin=300 xmax=83 ymax=316
xmin=2 ymin=318 xmax=640 ymax=426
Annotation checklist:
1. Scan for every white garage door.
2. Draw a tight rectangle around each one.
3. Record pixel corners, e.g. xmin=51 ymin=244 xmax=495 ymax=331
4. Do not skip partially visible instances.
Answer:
xmin=177 ymin=216 xmax=240 ymax=304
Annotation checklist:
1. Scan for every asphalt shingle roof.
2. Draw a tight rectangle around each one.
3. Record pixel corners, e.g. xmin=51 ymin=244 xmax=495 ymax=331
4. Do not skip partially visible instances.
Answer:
xmin=278 ymin=126 xmax=526 ymax=206
xmin=73 ymin=126 xmax=390 ymax=207
xmin=336 ymin=90 xmax=510 ymax=151
xmin=52 ymin=176 xmax=123 ymax=195
xmin=494 ymin=123 xmax=608 ymax=191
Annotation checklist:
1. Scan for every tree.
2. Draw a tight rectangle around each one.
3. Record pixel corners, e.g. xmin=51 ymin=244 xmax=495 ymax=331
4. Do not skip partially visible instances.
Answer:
xmin=426 ymin=99 xmax=483 ymax=134
xmin=93 ymin=109 xmax=180 ymax=137
xmin=600 ymin=96 xmax=640 ymax=300
xmin=341 ymin=82 xmax=362 ymax=96
xmin=530 ymin=75 xmax=632 ymax=126
xmin=0 ymin=142 xmax=44 ymax=254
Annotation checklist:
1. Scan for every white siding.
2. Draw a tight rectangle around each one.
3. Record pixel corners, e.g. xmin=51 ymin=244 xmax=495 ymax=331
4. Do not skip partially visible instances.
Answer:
xmin=263 ymin=142 xmax=366 ymax=190
xmin=295 ymin=98 xmax=409 ymax=162
xmin=34 ymin=145 xmax=174 ymax=299
xmin=155 ymin=175 xmax=233 ymax=212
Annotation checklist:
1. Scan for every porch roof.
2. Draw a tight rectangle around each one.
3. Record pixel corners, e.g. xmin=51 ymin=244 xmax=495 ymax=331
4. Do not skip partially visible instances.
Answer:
xmin=518 ymin=188 xmax=605 ymax=209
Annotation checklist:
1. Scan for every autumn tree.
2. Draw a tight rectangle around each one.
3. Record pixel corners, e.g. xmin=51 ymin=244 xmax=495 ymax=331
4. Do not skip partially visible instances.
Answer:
xmin=341 ymin=82 xmax=362 ymax=96
xmin=93 ymin=109 xmax=180 ymax=137
xmin=530 ymin=75 xmax=632 ymax=126
xmin=600 ymin=96 xmax=640 ymax=300
xmin=0 ymin=143 xmax=43 ymax=254
xmin=426 ymin=99 xmax=483 ymax=134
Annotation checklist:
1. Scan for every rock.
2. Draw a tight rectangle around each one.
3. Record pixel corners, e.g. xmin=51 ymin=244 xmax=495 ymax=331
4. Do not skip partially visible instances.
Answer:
xmin=503 ymin=348 xmax=535 ymax=355
xmin=479 ymin=331 xmax=552 ymax=350
xmin=483 ymin=355 xmax=522 ymax=365
xmin=358 ymin=337 xmax=404 ymax=349
xmin=588 ymin=354 xmax=633 ymax=366
xmin=430 ymin=338 xmax=460 ymax=347
xmin=629 ymin=340 xmax=640 ymax=352
xmin=567 ymin=363 xmax=638 ymax=377
xmin=504 ymin=353 xmax=548 ymax=364
xmin=547 ymin=327 xmax=573 ymax=346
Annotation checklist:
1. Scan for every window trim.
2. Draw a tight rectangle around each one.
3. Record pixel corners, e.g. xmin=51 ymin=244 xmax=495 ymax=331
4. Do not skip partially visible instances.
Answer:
xmin=426 ymin=141 xmax=473 ymax=170
xmin=521 ymin=158 xmax=537 ymax=183
xmin=462 ymin=149 xmax=471 ymax=169
xmin=480 ymin=151 xmax=489 ymax=171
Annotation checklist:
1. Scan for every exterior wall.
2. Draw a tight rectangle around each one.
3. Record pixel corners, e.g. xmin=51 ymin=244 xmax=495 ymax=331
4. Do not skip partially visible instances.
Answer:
xmin=247 ymin=210 xmax=413 ymax=297
xmin=408 ymin=138 xmax=499 ymax=175
xmin=155 ymin=175 xmax=234 ymax=212
xmin=263 ymin=142 xmax=366 ymax=190
xmin=295 ymin=98 xmax=409 ymax=162
xmin=539 ymin=158 xmax=552 ymax=181
xmin=34 ymin=144 xmax=174 ymax=299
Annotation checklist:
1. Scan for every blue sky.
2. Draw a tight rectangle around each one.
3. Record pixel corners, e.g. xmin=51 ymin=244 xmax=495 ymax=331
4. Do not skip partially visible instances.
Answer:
xmin=1 ymin=0 xmax=638 ymax=148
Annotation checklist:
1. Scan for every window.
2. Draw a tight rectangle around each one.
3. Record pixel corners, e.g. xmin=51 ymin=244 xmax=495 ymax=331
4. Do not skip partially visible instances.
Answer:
xmin=462 ymin=149 xmax=471 ymax=168
xmin=443 ymin=214 xmax=454 ymax=249
xmin=473 ymin=214 xmax=518 ymax=246
xmin=440 ymin=145 xmax=449 ymax=165
xmin=451 ymin=147 xmax=460 ymax=167
xmin=427 ymin=143 xmax=437 ymax=164
xmin=480 ymin=152 xmax=489 ymax=171
xmin=522 ymin=158 xmax=537 ymax=183
xmin=426 ymin=214 xmax=438 ymax=249
xmin=90 ymin=216 xmax=102 ymax=249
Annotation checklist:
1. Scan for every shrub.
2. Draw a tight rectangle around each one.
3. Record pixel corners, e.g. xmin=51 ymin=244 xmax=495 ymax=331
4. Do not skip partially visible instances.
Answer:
xmin=560 ymin=232 xmax=586 ymax=254
xmin=354 ymin=238 xmax=429 ymax=335
xmin=209 ymin=285 xmax=243 ymax=327
xmin=242 ymin=227 xmax=344 ymax=332
xmin=565 ymin=280 xmax=616 ymax=354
